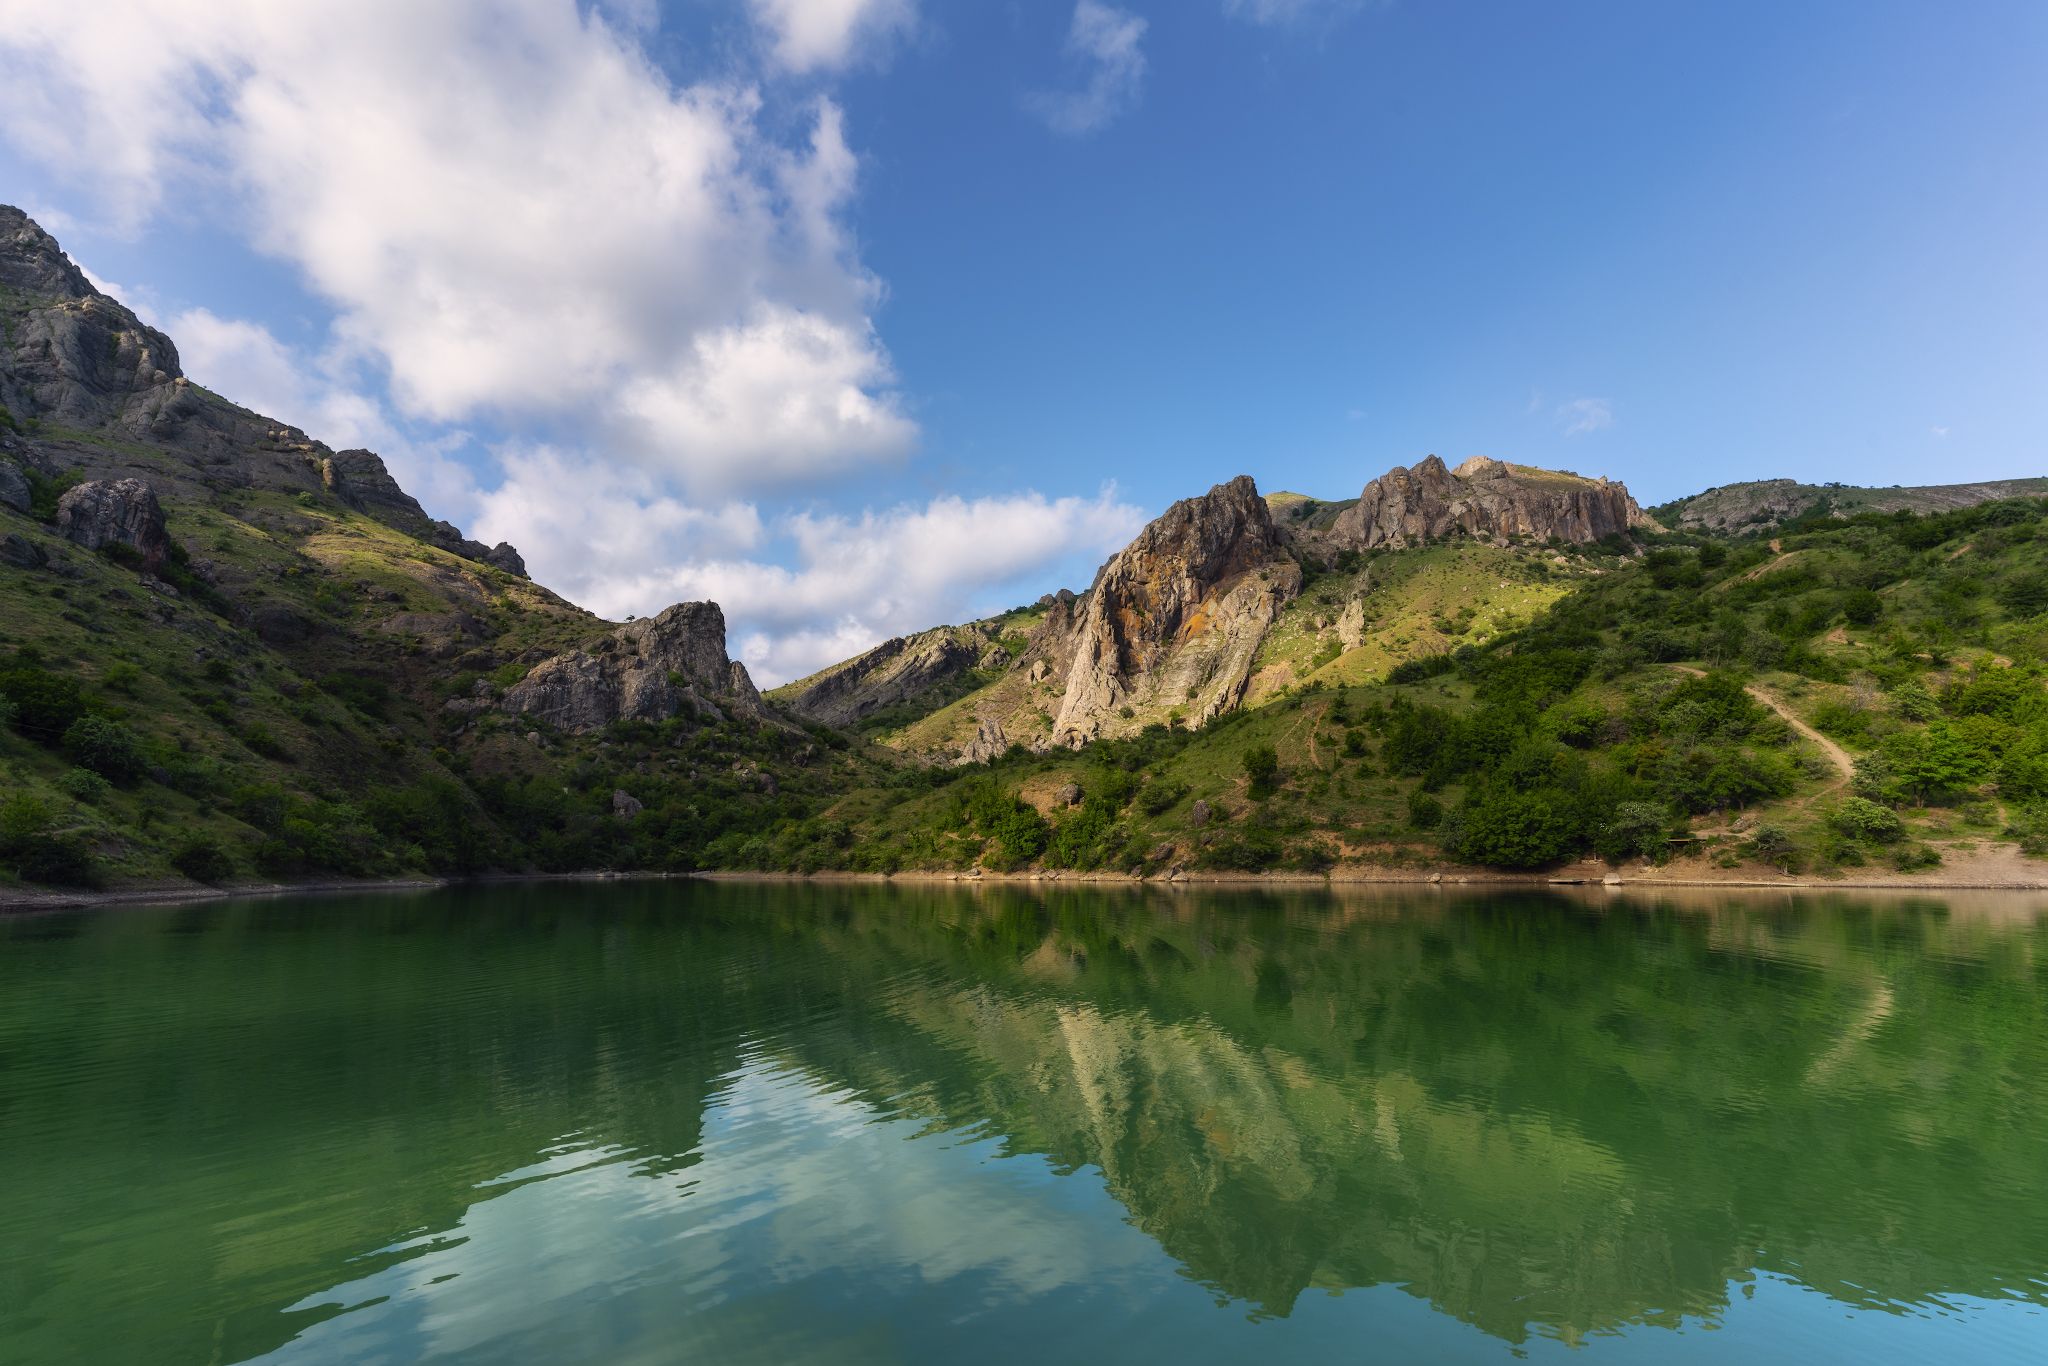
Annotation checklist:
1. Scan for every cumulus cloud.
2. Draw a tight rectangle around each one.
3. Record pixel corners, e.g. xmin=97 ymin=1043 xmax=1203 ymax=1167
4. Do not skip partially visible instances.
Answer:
xmin=1028 ymin=1 xmax=1148 ymax=136
xmin=1557 ymin=397 xmax=1614 ymax=437
xmin=473 ymin=456 xmax=1145 ymax=685
xmin=749 ymin=0 xmax=914 ymax=74
xmin=0 ymin=0 xmax=914 ymax=494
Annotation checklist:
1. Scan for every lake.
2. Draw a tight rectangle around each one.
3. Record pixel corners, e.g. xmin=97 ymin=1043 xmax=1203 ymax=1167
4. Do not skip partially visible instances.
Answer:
xmin=3 ymin=881 xmax=2046 ymax=1363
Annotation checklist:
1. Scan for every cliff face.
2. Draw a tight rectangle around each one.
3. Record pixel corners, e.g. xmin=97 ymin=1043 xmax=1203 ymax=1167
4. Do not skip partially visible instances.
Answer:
xmin=1328 ymin=455 xmax=1651 ymax=550
xmin=775 ymin=624 xmax=1002 ymax=729
xmin=502 ymin=601 xmax=766 ymax=734
xmin=0 ymin=205 xmax=523 ymax=578
xmin=1050 ymin=475 xmax=1301 ymax=745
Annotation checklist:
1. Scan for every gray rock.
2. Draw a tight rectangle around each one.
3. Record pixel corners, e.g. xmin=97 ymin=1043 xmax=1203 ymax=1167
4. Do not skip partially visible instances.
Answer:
xmin=1055 ymin=783 xmax=1083 ymax=807
xmin=612 ymin=789 xmax=644 ymax=820
xmin=54 ymin=478 xmax=169 ymax=570
xmin=0 ymin=459 xmax=29 ymax=514
xmin=1051 ymin=475 xmax=1301 ymax=745
xmin=503 ymin=600 xmax=766 ymax=735
xmin=1328 ymin=454 xmax=1652 ymax=551
xmin=960 ymin=713 xmax=1009 ymax=765
xmin=1189 ymin=799 xmax=1212 ymax=828
xmin=777 ymin=623 xmax=994 ymax=728
xmin=0 ymin=532 xmax=46 ymax=569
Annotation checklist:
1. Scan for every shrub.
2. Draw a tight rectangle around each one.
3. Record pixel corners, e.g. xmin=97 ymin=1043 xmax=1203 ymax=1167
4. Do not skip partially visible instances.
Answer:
xmin=1831 ymin=796 xmax=1905 ymax=843
xmin=1598 ymin=801 xmax=1669 ymax=860
xmin=1890 ymin=843 xmax=1943 ymax=872
xmin=58 ymin=768 xmax=111 ymax=804
xmin=1841 ymin=589 xmax=1883 ymax=626
xmin=101 ymin=662 xmax=143 ymax=694
xmin=170 ymin=835 xmax=237 ymax=884
xmin=0 ymin=794 xmax=98 ymax=886
xmin=1406 ymin=790 xmax=1443 ymax=830
xmin=62 ymin=716 xmax=146 ymax=784
xmin=1243 ymin=745 xmax=1281 ymax=799
xmin=1199 ymin=827 xmax=1285 ymax=871
xmin=1450 ymin=788 xmax=1575 ymax=869
xmin=0 ymin=664 xmax=88 ymax=741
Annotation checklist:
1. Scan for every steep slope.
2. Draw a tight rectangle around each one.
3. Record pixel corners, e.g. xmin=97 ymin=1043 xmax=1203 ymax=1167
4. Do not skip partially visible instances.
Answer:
xmin=1659 ymin=477 xmax=2048 ymax=533
xmin=0 ymin=207 xmax=832 ymax=894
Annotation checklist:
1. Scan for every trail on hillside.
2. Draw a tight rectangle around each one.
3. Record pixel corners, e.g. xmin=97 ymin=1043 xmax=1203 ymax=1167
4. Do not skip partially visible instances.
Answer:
xmin=1671 ymin=666 xmax=1856 ymax=800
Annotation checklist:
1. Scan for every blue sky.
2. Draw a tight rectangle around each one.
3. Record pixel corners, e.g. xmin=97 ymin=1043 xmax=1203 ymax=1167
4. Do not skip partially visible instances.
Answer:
xmin=2 ymin=1 xmax=2044 ymax=681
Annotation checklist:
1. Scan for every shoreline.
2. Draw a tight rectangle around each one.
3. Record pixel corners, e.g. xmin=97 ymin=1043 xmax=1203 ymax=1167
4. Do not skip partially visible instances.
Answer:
xmin=9 ymin=851 xmax=2048 ymax=916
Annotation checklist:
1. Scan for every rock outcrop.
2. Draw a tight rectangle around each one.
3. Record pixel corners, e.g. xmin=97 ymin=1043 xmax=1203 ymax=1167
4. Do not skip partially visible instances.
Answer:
xmin=1664 ymin=477 xmax=2048 ymax=533
xmin=777 ymin=624 xmax=994 ymax=728
xmin=1052 ymin=475 xmax=1301 ymax=745
xmin=502 ymin=601 xmax=766 ymax=734
xmin=1328 ymin=455 xmax=1651 ymax=550
xmin=0 ymin=458 xmax=28 ymax=514
xmin=54 ymin=478 xmax=169 ymax=571
xmin=324 ymin=448 xmax=528 ymax=578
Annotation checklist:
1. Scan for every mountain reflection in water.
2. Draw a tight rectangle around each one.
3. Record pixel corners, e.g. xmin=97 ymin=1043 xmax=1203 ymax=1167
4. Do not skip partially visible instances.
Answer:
xmin=3 ymin=882 xmax=2046 ymax=1364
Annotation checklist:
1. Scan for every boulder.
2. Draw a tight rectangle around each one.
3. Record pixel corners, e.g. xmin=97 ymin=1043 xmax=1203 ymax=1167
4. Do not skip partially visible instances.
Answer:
xmin=612 ymin=789 xmax=644 ymax=821
xmin=1189 ymin=799 xmax=1212 ymax=828
xmin=0 ymin=532 xmax=46 ymax=569
xmin=1054 ymin=783 xmax=1083 ymax=807
xmin=960 ymin=713 xmax=1008 ymax=765
xmin=0 ymin=459 xmax=29 ymax=514
xmin=54 ymin=478 xmax=169 ymax=571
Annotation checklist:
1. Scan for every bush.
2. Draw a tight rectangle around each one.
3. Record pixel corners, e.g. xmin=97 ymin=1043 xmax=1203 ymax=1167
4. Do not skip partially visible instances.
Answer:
xmin=1841 ymin=589 xmax=1883 ymax=626
xmin=0 ymin=664 xmax=89 ymax=742
xmin=1406 ymin=790 xmax=1443 ymax=830
xmin=1450 ymin=788 xmax=1575 ymax=869
xmin=58 ymin=768 xmax=111 ymax=804
xmin=1199 ymin=827 xmax=1285 ymax=871
xmin=1243 ymin=745 xmax=1280 ymax=799
xmin=1831 ymin=796 xmax=1905 ymax=843
xmin=1890 ymin=843 xmax=1943 ymax=872
xmin=0 ymin=794 xmax=98 ymax=886
xmin=170 ymin=835 xmax=237 ymax=884
xmin=62 ymin=715 xmax=146 ymax=784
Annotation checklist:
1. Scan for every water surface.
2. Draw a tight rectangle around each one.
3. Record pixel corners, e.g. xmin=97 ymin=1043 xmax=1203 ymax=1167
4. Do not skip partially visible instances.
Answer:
xmin=4 ymin=882 xmax=2047 ymax=1363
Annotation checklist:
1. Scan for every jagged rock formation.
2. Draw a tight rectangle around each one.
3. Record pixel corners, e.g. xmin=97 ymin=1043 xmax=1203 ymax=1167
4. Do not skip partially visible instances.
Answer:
xmin=1662 ymin=476 xmax=2048 ymax=533
xmin=1328 ymin=455 xmax=1651 ymax=550
xmin=0 ymin=459 xmax=28 ymax=514
xmin=0 ymin=205 xmax=523 ymax=578
xmin=502 ymin=601 xmax=766 ymax=735
xmin=324 ymin=448 xmax=527 ymax=577
xmin=777 ymin=623 xmax=998 ymax=729
xmin=53 ymin=478 xmax=169 ymax=571
xmin=1051 ymin=475 xmax=1301 ymax=745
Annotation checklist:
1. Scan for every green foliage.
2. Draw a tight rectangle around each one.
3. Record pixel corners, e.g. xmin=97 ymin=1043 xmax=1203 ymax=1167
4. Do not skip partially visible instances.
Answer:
xmin=1406 ymin=790 xmax=1443 ymax=830
xmin=0 ymin=663 xmax=89 ymax=742
xmin=170 ymin=835 xmax=237 ymax=884
xmin=23 ymin=466 xmax=80 ymax=522
xmin=1841 ymin=588 xmax=1883 ymax=625
xmin=58 ymin=768 xmax=111 ymax=804
xmin=1243 ymin=745 xmax=1280 ymax=799
xmin=62 ymin=715 xmax=146 ymax=784
xmin=1448 ymin=787 xmax=1576 ymax=868
xmin=0 ymin=793 xmax=98 ymax=886
xmin=1831 ymin=796 xmax=1905 ymax=843
xmin=1198 ymin=826 xmax=1285 ymax=871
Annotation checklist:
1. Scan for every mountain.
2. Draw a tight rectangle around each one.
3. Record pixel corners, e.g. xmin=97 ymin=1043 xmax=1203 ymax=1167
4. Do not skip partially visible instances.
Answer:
xmin=1 ymin=206 xmax=837 ymax=892
xmin=1657 ymin=476 xmax=2048 ymax=533
xmin=7 ymin=201 xmax=2048 ymax=895
xmin=779 ymin=459 xmax=1653 ymax=761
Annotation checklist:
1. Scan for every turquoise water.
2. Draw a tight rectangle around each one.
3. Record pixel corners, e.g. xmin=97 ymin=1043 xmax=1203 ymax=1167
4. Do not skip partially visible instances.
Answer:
xmin=3 ymin=882 xmax=2047 ymax=1363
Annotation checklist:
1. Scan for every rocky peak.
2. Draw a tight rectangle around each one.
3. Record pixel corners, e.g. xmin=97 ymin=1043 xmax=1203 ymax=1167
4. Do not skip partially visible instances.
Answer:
xmin=1328 ymin=455 xmax=1652 ymax=550
xmin=501 ymin=600 xmax=766 ymax=734
xmin=0 ymin=205 xmax=97 ymax=301
xmin=1051 ymin=474 xmax=1301 ymax=744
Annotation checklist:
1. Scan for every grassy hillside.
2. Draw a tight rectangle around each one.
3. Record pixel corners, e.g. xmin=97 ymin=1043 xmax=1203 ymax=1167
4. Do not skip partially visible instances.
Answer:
xmin=807 ymin=495 xmax=2048 ymax=880
xmin=0 ymin=422 xmax=892 ymax=893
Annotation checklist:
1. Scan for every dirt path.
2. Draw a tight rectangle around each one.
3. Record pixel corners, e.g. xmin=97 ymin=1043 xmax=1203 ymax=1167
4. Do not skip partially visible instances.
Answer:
xmin=1671 ymin=666 xmax=1856 ymax=796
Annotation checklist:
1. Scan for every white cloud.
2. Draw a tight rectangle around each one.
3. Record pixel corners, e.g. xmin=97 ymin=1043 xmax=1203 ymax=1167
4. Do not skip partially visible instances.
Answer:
xmin=1028 ymin=1 xmax=1148 ymax=136
xmin=0 ymin=0 xmax=914 ymax=495
xmin=748 ymin=0 xmax=914 ymax=74
xmin=1223 ymin=0 xmax=1367 ymax=27
xmin=168 ymin=307 xmax=481 ymax=519
xmin=1557 ymin=397 xmax=1614 ymax=437
xmin=1931 ymin=425 xmax=1951 ymax=439
xmin=473 ymin=455 xmax=1144 ymax=685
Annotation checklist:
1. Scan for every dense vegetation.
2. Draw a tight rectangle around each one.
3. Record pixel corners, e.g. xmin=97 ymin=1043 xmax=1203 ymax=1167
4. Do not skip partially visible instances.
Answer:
xmin=11 ymin=469 xmax=2048 ymax=891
